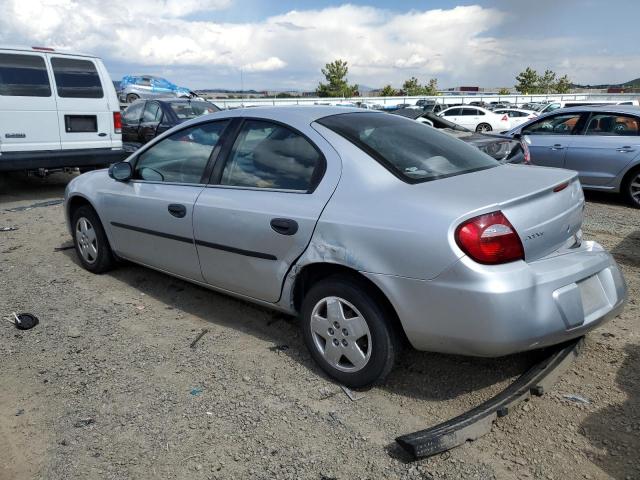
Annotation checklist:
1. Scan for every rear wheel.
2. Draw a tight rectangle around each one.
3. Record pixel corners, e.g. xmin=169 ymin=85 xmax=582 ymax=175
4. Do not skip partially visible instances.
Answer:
xmin=301 ymin=276 xmax=399 ymax=387
xmin=71 ymin=205 xmax=115 ymax=273
xmin=622 ymin=167 xmax=640 ymax=208
xmin=126 ymin=93 xmax=139 ymax=103
xmin=476 ymin=122 xmax=492 ymax=132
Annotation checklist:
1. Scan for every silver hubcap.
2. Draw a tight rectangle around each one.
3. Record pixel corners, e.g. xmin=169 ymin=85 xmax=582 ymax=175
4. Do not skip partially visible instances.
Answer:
xmin=478 ymin=124 xmax=490 ymax=132
xmin=75 ymin=217 xmax=98 ymax=264
xmin=630 ymin=173 xmax=640 ymax=202
xmin=310 ymin=296 xmax=372 ymax=373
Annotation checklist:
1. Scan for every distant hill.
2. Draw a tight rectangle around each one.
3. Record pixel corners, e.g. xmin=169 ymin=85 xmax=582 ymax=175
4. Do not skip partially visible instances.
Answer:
xmin=573 ymin=77 xmax=640 ymax=89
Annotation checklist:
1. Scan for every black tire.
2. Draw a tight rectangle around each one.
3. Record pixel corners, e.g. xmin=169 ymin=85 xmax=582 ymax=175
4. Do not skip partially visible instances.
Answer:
xmin=126 ymin=93 xmax=139 ymax=103
xmin=622 ymin=167 xmax=640 ymax=209
xmin=301 ymin=275 xmax=400 ymax=388
xmin=71 ymin=205 xmax=115 ymax=274
xmin=476 ymin=122 xmax=492 ymax=132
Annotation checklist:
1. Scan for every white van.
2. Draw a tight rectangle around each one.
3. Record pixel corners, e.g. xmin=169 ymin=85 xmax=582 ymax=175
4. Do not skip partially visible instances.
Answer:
xmin=538 ymin=99 xmax=640 ymax=115
xmin=0 ymin=46 xmax=125 ymax=172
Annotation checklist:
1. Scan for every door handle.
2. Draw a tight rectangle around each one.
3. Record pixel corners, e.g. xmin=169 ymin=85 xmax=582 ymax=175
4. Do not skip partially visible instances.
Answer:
xmin=616 ymin=146 xmax=635 ymax=153
xmin=550 ymin=144 xmax=565 ymax=150
xmin=168 ymin=204 xmax=186 ymax=218
xmin=270 ymin=218 xmax=298 ymax=236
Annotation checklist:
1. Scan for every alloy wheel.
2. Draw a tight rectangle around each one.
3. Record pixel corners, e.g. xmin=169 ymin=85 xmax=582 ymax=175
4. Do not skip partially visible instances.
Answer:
xmin=309 ymin=296 xmax=372 ymax=373
xmin=75 ymin=217 xmax=98 ymax=264
xmin=630 ymin=172 xmax=640 ymax=205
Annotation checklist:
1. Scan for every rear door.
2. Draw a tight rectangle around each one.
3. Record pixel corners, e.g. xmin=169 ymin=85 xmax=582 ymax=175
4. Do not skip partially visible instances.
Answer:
xmin=441 ymin=107 xmax=462 ymax=126
xmin=49 ymin=55 xmax=112 ymax=150
xmin=193 ymin=118 xmax=341 ymax=302
xmin=0 ymin=50 xmax=60 ymax=153
xmin=460 ymin=108 xmax=481 ymax=129
xmin=564 ymin=112 xmax=640 ymax=187
xmin=521 ymin=112 xmax=586 ymax=168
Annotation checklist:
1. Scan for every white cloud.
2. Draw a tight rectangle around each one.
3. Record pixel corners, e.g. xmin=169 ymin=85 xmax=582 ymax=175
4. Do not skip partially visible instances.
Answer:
xmin=1 ymin=2 xmax=638 ymax=89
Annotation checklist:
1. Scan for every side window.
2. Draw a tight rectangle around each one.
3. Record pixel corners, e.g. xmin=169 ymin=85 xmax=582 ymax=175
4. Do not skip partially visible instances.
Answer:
xmin=585 ymin=114 xmax=640 ymax=136
xmin=123 ymin=103 xmax=143 ymax=124
xmin=522 ymin=113 xmax=582 ymax=135
xmin=50 ymin=57 xmax=103 ymax=98
xmin=142 ymin=102 xmax=162 ymax=122
xmin=134 ymin=121 xmax=229 ymax=184
xmin=443 ymin=108 xmax=460 ymax=116
xmin=138 ymin=77 xmax=152 ymax=86
xmin=220 ymin=120 xmax=323 ymax=191
xmin=546 ymin=103 xmax=561 ymax=112
xmin=461 ymin=108 xmax=476 ymax=116
xmin=0 ymin=53 xmax=51 ymax=97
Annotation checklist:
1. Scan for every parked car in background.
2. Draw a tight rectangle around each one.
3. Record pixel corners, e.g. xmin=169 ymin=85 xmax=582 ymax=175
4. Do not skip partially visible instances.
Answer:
xmin=121 ymin=98 xmax=219 ymax=150
xmin=438 ymin=106 xmax=510 ymax=132
xmin=0 ymin=45 xmax=125 ymax=172
xmin=118 ymin=75 xmax=194 ymax=104
xmin=392 ymin=108 xmax=527 ymax=163
xmin=64 ymin=106 xmax=626 ymax=387
xmin=493 ymin=108 xmax=538 ymax=129
xmin=508 ymin=105 xmax=640 ymax=207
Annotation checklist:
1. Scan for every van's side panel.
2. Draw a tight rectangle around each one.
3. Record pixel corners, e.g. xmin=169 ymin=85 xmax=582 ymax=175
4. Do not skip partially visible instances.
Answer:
xmin=0 ymin=50 xmax=61 ymax=152
xmin=48 ymin=54 xmax=120 ymax=151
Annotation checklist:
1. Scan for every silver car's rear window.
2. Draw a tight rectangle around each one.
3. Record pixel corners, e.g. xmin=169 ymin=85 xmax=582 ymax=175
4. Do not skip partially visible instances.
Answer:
xmin=317 ymin=112 xmax=497 ymax=183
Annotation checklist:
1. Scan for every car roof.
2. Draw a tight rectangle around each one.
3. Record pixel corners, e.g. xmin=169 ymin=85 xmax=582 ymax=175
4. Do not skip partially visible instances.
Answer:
xmin=195 ymin=105 xmax=372 ymax=124
xmin=549 ymin=105 xmax=640 ymax=115
xmin=0 ymin=45 xmax=97 ymax=58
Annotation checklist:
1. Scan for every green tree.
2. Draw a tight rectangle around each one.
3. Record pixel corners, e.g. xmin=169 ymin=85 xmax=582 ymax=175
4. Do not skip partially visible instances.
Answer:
xmin=402 ymin=76 xmax=423 ymax=96
xmin=555 ymin=74 xmax=572 ymax=94
xmin=316 ymin=59 xmax=358 ymax=97
xmin=539 ymin=69 xmax=557 ymax=94
xmin=379 ymin=84 xmax=397 ymax=96
xmin=424 ymin=78 xmax=439 ymax=96
xmin=497 ymin=87 xmax=511 ymax=95
xmin=515 ymin=67 xmax=540 ymax=94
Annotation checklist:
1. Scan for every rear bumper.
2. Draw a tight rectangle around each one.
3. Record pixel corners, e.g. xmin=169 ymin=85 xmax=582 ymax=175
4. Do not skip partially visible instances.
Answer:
xmin=365 ymin=240 xmax=627 ymax=356
xmin=0 ymin=148 xmax=127 ymax=171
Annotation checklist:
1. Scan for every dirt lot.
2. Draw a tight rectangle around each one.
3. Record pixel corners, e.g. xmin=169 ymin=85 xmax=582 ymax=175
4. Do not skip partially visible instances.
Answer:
xmin=0 ymin=172 xmax=638 ymax=480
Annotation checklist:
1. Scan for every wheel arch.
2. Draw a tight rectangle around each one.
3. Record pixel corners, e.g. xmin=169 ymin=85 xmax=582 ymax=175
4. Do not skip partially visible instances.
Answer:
xmin=291 ymin=262 xmax=409 ymax=344
xmin=66 ymin=195 xmax=114 ymax=249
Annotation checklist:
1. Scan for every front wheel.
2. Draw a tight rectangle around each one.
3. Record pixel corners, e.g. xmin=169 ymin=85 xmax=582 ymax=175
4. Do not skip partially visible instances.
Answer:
xmin=622 ymin=167 xmax=640 ymax=208
xmin=301 ymin=276 xmax=399 ymax=387
xmin=476 ymin=122 xmax=492 ymax=132
xmin=71 ymin=205 xmax=115 ymax=273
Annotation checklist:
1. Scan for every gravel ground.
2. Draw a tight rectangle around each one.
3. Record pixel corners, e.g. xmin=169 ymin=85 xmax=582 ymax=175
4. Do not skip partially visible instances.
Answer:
xmin=0 ymin=172 xmax=638 ymax=480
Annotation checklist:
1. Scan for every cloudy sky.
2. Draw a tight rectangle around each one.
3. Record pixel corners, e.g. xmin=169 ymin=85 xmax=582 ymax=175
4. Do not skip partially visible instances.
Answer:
xmin=2 ymin=0 xmax=639 ymax=90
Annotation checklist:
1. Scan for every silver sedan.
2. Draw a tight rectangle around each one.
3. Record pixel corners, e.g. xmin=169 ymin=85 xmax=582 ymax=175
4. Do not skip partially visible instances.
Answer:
xmin=64 ymin=107 xmax=627 ymax=387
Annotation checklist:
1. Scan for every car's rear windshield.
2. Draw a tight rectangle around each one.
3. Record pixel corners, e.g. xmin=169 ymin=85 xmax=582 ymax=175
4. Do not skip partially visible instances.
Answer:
xmin=317 ymin=112 xmax=497 ymax=183
xmin=169 ymin=101 xmax=219 ymax=120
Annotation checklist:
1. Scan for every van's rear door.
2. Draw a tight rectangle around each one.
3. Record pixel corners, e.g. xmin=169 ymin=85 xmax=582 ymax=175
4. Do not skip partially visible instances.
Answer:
xmin=0 ymin=49 xmax=61 ymax=153
xmin=48 ymin=54 xmax=113 ymax=151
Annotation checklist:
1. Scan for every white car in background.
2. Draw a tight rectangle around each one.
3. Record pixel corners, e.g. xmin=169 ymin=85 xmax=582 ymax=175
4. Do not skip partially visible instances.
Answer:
xmin=438 ymin=106 xmax=510 ymax=132
xmin=493 ymin=108 xmax=538 ymax=129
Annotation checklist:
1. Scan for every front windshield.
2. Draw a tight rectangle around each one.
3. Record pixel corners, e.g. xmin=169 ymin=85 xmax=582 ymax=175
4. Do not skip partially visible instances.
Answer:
xmin=317 ymin=112 xmax=497 ymax=184
xmin=169 ymin=102 xmax=219 ymax=119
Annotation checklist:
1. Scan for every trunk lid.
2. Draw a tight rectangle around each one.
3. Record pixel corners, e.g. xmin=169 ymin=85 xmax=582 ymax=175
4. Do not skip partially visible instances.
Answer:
xmin=419 ymin=164 xmax=584 ymax=262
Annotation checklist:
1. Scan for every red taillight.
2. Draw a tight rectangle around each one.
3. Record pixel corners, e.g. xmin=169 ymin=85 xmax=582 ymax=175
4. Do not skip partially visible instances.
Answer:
xmin=113 ymin=111 xmax=122 ymax=134
xmin=455 ymin=211 xmax=524 ymax=265
xmin=520 ymin=138 xmax=531 ymax=164
xmin=501 ymin=115 xmax=509 ymax=122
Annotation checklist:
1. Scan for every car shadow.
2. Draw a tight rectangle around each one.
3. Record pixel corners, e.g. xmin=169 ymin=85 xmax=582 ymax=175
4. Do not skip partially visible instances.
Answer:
xmin=580 ymin=344 xmax=640 ymax=479
xmin=611 ymin=229 xmax=640 ymax=269
xmin=60 ymin=248 xmax=536 ymax=404
xmin=584 ymin=190 xmax=627 ymax=207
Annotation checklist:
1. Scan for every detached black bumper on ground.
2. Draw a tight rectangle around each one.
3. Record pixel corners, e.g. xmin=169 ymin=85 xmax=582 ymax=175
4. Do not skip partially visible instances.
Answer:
xmin=396 ymin=337 xmax=584 ymax=460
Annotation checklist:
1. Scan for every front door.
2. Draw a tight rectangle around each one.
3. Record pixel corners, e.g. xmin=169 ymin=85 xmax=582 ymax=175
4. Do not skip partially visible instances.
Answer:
xmin=139 ymin=101 xmax=163 ymax=143
xmin=521 ymin=112 xmax=586 ymax=168
xmin=193 ymin=118 xmax=341 ymax=302
xmin=101 ymin=120 xmax=230 ymax=280
xmin=564 ymin=112 xmax=640 ymax=187
xmin=121 ymin=101 xmax=144 ymax=143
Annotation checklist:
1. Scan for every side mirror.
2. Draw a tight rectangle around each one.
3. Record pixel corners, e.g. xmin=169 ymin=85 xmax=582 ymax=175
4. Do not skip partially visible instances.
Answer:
xmin=108 ymin=161 xmax=133 ymax=182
